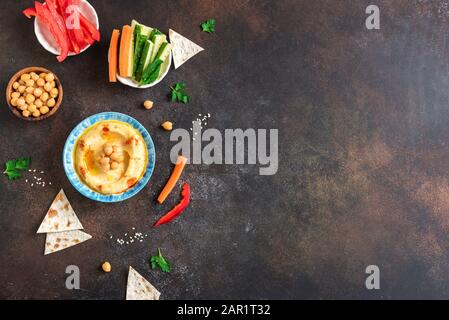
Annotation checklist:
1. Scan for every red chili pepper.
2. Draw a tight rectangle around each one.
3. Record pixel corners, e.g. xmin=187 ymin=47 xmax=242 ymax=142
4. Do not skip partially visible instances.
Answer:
xmin=22 ymin=7 xmax=37 ymax=19
xmin=35 ymin=1 xmax=69 ymax=62
xmin=154 ymin=183 xmax=191 ymax=227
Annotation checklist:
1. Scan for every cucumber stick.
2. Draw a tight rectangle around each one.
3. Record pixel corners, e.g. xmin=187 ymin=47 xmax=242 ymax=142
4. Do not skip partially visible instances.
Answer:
xmin=131 ymin=20 xmax=154 ymax=76
xmin=135 ymin=40 xmax=154 ymax=82
xmin=150 ymin=34 xmax=167 ymax=63
xmin=141 ymin=59 xmax=163 ymax=85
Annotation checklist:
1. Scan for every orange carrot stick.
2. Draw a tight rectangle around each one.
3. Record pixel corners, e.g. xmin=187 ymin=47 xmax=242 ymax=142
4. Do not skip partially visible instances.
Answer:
xmin=157 ymin=155 xmax=187 ymax=204
xmin=108 ymin=29 xmax=120 ymax=82
xmin=119 ymin=25 xmax=132 ymax=78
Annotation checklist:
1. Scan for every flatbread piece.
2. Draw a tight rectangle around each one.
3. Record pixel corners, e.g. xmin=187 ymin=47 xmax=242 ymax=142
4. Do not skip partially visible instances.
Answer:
xmin=169 ymin=29 xmax=204 ymax=69
xmin=126 ymin=266 xmax=161 ymax=300
xmin=37 ymin=189 xmax=83 ymax=234
xmin=44 ymin=230 xmax=92 ymax=255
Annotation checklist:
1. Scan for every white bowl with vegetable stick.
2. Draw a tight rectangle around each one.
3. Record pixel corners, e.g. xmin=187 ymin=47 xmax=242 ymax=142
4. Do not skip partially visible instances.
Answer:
xmin=111 ymin=20 xmax=172 ymax=89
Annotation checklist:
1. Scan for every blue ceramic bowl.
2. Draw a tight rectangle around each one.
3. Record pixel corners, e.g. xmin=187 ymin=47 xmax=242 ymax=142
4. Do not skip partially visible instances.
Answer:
xmin=63 ymin=112 xmax=156 ymax=203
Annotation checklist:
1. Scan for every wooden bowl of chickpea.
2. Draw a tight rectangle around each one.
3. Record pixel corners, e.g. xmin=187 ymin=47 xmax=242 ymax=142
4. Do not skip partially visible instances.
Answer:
xmin=6 ymin=67 xmax=63 ymax=121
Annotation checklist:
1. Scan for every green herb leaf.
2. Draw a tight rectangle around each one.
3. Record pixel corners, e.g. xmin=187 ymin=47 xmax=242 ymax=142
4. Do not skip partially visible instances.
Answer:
xmin=170 ymin=83 xmax=189 ymax=104
xmin=3 ymin=157 xmax=31 ymax=180
xmin=150 ymin=248 xmax=171 ymax=273
xmin=201 ymin=19 xmax=216 ymax=33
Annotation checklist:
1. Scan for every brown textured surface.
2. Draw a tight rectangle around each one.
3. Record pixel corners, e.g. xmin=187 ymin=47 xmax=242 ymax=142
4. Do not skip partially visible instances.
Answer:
xmin=1 ymin=0 xmax=449 ymax=299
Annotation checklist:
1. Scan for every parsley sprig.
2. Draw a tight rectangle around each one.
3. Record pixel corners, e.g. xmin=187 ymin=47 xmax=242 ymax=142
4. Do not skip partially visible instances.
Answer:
xmin=3 ymin=157 xmax=31 ymax=180
xmin=170 ymin=83 xmax=189 ymax=104
xmin=150 ymin=248 xmax=171 ymax=273
xmin=201 ymin=19 xmax=216 ymax=33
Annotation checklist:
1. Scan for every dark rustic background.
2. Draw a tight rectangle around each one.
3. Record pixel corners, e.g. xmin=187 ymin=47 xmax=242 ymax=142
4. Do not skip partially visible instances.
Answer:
xmin=1 ymin=0 xmax=449 ymax=299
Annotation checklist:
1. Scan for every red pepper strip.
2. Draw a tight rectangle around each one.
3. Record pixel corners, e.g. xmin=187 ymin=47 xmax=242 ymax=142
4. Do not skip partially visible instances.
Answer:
xmin=63 ymin=0 xmax=88 ymax=50
xmin=79 ymin=13 xmax=100 ymax=41
xmin=82 ymin=27 xmax=95 ymax=45
xmin=35 ymin=2 xmax=69 ymax=62
xmin=55 ymin=0 xmax=80 ymax=54
xmin=22 ymin=7 xmax=37 ymax=19
xmin=46 ymin=0 xmax=74 ymax=54
xmin=154 ymin=183 xmax=191 ymax=227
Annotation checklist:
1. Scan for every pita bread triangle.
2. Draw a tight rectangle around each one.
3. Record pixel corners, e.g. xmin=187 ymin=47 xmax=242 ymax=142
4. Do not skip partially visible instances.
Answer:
xmin=169 ymin=29 xmax=204 ymax=69
xmin=126 ymin=266 xmax=161 ymax=300
xmin=44 ymin=230 xmax=92 ymax=255
xmin=37 ymin=189 xmax=83 ymax=234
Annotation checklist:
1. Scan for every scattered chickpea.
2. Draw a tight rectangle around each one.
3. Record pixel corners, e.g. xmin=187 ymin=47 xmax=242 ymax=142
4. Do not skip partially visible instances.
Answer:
xmin=47 ymin=98 xmax=56 ymax=107
xmin=22 ymin=110 xmax=31 ymax=118
xmin=162 ymin=121 xmax=173 ymax=131
xmin=102 ymin=262 xmax=112 ymax=273
xmin=40 ymin=106 xmax=50 ymax=115
xmin=143 ymin=100 xmax=154 ymax=110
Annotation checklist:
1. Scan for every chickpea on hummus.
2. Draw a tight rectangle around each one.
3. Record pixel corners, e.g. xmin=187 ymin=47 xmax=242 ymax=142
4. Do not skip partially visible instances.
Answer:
xmin=74 ymin=121 xmax=148 ymax=195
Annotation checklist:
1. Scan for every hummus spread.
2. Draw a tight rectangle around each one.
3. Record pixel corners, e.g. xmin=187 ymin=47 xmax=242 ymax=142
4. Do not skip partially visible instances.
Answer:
xmin=74 ymin=120 xmax=148 ymax=195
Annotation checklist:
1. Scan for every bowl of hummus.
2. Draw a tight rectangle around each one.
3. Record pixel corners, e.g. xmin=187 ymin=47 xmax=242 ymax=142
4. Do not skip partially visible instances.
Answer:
xmin=63 ymin=112 xmax=156 ymax=202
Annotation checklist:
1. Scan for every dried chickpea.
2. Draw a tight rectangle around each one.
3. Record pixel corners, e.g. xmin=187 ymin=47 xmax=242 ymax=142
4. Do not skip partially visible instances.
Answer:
xmin=102 ymin=262 xmax=112 ymax=273
xmin=12 ymin=82 xmax=20 ymax=90
xmin=34 ymin=88 xmax=43 ymax=98
xmin=104 ymin=144 xmax=113 ymax=156
xmin=161 ymin=121 xmax=173 ymax=131
xmin=26 ymin=86 xmax=35 ymax=94
xmin=25 ymin=79 xmax=35 ymax=87
xmin=45 ymin=73 xmax=55 ymax=82
xmin=22 ymin=110 xmax=31 ymax=118
xmin=20 ymin=73 xmax=30 ymax=82
xmin=41 ymin=92 xmax=49 ymax=102
xmin=110 ymin=161 xmax=119 ymax=170
xmin=32 ymin=110 xmax=41 ymax=118
xmin=50 ymin=88 xmax=59 ymax=98
xmin=19 ymin=104 xmax=28 ymax=111
xmin=44 ymin=82 xmax=52 ymax=92
xmin=10 ymin=98 xmax=18 ymax=107
xmin=31 ymin=73 xmax=39 ymax=81
xmin=40 ymin=106 xmax=50 ymax=115
xmin=11 ymin=92 xmax=20 ymax=99
xmin=27 ymin=104 xmax=37 ymax=113
xmin=50 ymin=81 xmax=56 ymax=89
xmin=36 ymin=78 xmax=45 ymax=87
xmin=17 ymin=98 xmax=26 ymax=107
xmin=143 ymin=100 xmax=154 ymax=110
xmin=25 ymin=94 xmax=35 ymax=104
xmin=39 ymin=72 xmax=47 ymax=79
xmin=35 ymin=99 xmax=43 ymax=108
xmin=18 ymin=86 xmax=26 ymax=94
xmin=47 ymin=98 xmax=56 ymax=107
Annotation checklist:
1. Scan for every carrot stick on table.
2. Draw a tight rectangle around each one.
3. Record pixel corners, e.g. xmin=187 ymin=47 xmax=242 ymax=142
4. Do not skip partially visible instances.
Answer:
xmin=108 ymin=29 xmax=120 ymax=82
xmin=157 ymin=156 xmax=187 ymax=204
